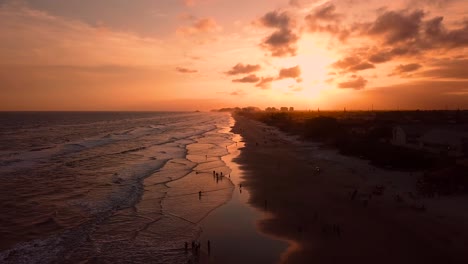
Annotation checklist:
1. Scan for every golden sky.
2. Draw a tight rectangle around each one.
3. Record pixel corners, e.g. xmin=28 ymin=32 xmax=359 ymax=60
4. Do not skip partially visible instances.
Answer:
xmin=0 ymin=0 xmax=467 ymax=110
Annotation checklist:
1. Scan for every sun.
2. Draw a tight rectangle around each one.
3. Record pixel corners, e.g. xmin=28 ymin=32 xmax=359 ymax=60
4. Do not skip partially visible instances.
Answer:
xmin=269 ymin=34 xmax=337 ymax=99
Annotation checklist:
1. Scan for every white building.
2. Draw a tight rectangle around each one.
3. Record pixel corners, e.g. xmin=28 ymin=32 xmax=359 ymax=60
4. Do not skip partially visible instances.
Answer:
xmin=392 ymin=125 xmax=468 ymax=156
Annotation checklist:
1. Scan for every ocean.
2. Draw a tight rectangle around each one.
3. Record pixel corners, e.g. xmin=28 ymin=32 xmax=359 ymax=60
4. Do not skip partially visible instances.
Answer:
xmin=0 ymin=111 xmax=236 ymax=263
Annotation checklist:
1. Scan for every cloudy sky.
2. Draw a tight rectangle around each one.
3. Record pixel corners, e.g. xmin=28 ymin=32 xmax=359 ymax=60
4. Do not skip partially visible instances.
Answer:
xmin=0 ymin=0 xmax=467 ymax=110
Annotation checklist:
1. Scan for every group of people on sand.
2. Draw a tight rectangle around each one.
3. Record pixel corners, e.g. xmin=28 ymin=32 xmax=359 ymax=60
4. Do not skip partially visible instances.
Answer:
xmin=214 ymin=170 xmax=233 ymax=183
xmin=212 ymin=170 xmax=226 ymax=184
xmin=198 ymin=170 xmax=232 ymax=199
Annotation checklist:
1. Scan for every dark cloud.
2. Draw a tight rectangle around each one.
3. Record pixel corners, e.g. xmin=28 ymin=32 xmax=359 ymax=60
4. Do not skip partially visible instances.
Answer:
xmin=332 ymin=56 xmax=360 ymax=69
xmin=225 ymin=63 xmax=261 ymax=75
xmin=314 ymin=4 xmax=341 ymax=21
xmin=305 ymin=5 xmax=468 ymax=71
xmin=363 ymin=11 xmax=468 ymax=59
xmin=424 ymin=16 xmax=444 ymax=36
xmin=390 ymin=63 xmax=422 ymax=76
xmin=258 ymin=11 xmax=299 ymax=57
xmin=367 ymin=10 xmax=424 ymax=44
xmin=256 ymin=76 xmax=275 ymax=89
xmin=259 ymin=10 xmax=292 ymax=28
xmin=350 ymin=62 xmax=375 ymax=71
xmin=338 ymin=76 xmax=368 ymax=90
xmin=278 ymin=65 xmax=301 ymax=81
xmin=368 ymin=52 xmax=391 ymax=63
xmin=331 ymin=9 xmax=468 ymax=77
xmin=261 ymin=29 xmax=299 ymax=57
xmin=424 ymin=19 xmax=468 ymax=49
xmin=176 ymin=67 xmax=198 ymax=73
xmin=332 ymin=56 xmax=374 ymax=72
xmin=418 ymin=59 xmax=468 ymax=79
xmin=232 ymin=74 xmax=260 ymax=83
xmin=305 ymin=4 xmax=342 ymax=23
xmin=368 ymin=47 xmax=411 ymax=63
xmin=305 ymin=4 xmax=349 ymax=41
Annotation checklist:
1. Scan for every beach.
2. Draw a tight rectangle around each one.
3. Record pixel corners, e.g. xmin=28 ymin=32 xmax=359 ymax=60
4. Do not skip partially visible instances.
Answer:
xmin=1 ymin=111 xmax=467 ymax=264
xmin=232 ymin=113 xmax=468 ymax=263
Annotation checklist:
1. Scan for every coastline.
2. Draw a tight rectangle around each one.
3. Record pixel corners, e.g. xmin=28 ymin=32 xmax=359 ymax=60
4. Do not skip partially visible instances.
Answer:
xmin=197 ymin=116 xmax=288 ymax=264
xmin=232 ymin=113 xmax=468 ymax=263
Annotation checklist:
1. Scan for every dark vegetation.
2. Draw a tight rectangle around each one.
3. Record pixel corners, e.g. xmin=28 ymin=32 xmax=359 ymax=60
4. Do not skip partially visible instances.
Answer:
xmin=235 ymin=109 xmax=468 ymax=195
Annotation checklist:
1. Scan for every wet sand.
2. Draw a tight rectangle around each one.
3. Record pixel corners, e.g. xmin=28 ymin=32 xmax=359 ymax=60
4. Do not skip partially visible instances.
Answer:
xmin=232 ymin=113 xmax=468 ymax=264
xmin=198 ymin=132 xmax=287 ymax=264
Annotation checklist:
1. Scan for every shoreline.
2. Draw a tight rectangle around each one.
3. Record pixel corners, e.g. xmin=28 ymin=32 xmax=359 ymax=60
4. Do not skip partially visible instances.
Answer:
xmin=197 ymin=115 xmax=288 ymax=264
xmin=232 ymin=113 xmax=468 ymax=263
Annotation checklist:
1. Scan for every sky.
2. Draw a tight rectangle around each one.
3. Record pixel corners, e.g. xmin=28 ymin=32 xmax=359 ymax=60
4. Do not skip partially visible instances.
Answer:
xmin=0 ymin=0 xmax=467 ymax=111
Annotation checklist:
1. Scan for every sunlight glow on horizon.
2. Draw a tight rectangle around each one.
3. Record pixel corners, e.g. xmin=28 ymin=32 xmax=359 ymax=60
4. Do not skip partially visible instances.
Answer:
xmin=0 ymin=0 xmax=467 ymax=111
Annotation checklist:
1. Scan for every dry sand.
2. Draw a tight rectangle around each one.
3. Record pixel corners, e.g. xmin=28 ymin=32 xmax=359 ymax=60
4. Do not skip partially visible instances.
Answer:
xmin=232 ymin=114 xmax=468 ymax=264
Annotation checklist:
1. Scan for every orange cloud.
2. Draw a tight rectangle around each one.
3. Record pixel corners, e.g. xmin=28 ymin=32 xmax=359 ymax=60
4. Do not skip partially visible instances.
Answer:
xmin=305 ymin=3 xmax=350 ymax=41
xmin=278 ymin=65 xmax=301 ymax=81
xmin=225 ymin=63 xmax=261 ymax=75
xmin=366 ymin=10 xmax=425 ymax=45
xmin=418 ymin=59 xmax=468 ymax=79
xmin=258 ymin=10 xmax=299 ymax=57
xmin=332 ymin=56 xmax=375 ymax=72
xmin=338 ymin=76 xmax=368 ymax=90
xmin=176 ymin=67 xmax=198 ymax=73
xmin=256 ymin=76 xmax=275 ymax=89
xmin=177 ymin=17 xmax=221 ymax=36
xmin=344 ymin=9 xmax=468 ymax=67
xmin=232 ymin=74 xmax=260 ymax=83
xmin=390 ymin=63 xmax=422 ymax=76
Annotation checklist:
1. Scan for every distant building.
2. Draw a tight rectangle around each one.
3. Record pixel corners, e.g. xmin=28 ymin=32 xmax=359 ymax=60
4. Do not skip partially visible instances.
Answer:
xmin=392 ymin=125 xmax=468 ymax=157
xmin=392 ymin=125 xmax=426 ymax=147
xmin=241 ymin=106 xmax=261 ymax=113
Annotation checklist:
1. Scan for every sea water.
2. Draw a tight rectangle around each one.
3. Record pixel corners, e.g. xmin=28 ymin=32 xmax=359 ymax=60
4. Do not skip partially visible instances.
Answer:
xmin=0 ymin=112 xmax=235 ymax=263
